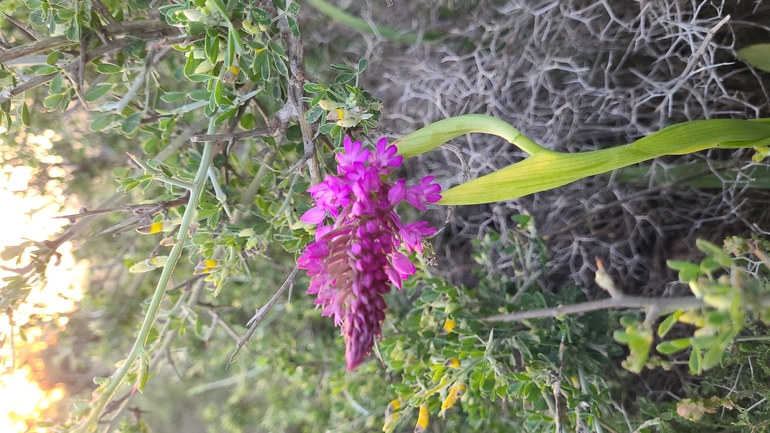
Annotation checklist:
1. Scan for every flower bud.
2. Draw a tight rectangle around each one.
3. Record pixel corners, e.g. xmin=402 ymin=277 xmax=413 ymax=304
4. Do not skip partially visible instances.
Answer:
xmin=444 ymin=357 xmax=460 ymax=368
xmin=326 ymin=108 xmax=345 ymax=121
xmin=318 ymin=99 xmax=341 ymax=111
xmin=336 ymin=118 xmax=357 ymax=128
xmin=442 ymin=386 xmax=459 ymax=410
xmin=129 ymin=256 xmax=168 ymax=273
xmin=443 ymin=318 xmax=456 ymax=333
xmin=223 ymin=65 xmax=240 ymax=83
xmin=181 ymin=9 xmax=206 ymax=22
xmin=414 ymin=405 xmax=429 ymax=433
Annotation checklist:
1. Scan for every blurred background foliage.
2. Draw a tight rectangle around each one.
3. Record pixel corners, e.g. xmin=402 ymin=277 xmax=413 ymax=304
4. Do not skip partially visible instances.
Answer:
xmin=2 ymin=0 xmax=770 ymax=432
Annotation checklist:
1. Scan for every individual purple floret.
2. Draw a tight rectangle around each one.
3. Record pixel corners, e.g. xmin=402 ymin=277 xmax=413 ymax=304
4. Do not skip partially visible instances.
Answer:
xmin=297 ymin=137 xmax=441 ymax=370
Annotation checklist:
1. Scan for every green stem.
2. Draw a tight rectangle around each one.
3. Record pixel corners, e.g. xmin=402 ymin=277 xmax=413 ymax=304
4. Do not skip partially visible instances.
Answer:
xmin=74 ymin=118 xmax=217 ymax=433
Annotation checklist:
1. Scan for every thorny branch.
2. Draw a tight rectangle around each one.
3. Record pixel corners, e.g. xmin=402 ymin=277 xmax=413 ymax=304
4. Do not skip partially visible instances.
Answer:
xmin=279 ymin=0 xmax=322 ymax=186
xmin=0 ymin=20 xmax=172 ymax=65
xmin=191 ymin=126 xmax=271 ymax=143
xmin=0 ymin=21 xmax=177 ymax=104
xmin=2 ymin=12 xmax=41 ymax=40
xmin=92 ymin=0 xmax=121 ymax=28
xmin=484 ymin=296 xmax=708 ymax=322
xmin=227 ymin=266 xmax=300 ymax=367
xmin=55 ymin=195 xmax=189 ymax=237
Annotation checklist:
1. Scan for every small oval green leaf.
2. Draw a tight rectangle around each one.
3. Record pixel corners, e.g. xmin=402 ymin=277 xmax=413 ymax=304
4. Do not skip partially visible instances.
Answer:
xmin=121 ymin=112 xmax=143 ymax=135
xmin=656 ymin=338 xmax=691 ymax=355
xmin=97 ymin=63 xmax=123 ymax=74
xmin=84 ymin=83 xmax=113 ymax=102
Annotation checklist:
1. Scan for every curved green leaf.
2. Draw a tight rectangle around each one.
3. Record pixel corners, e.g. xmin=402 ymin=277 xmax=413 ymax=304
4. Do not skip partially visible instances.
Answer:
xmin=737 ymin=43 xmax=770 ymax=72
xmin=436 ymin=117 xmax=770 ymax=205
xmin=394 ymin=114 xmax=544 ymax=158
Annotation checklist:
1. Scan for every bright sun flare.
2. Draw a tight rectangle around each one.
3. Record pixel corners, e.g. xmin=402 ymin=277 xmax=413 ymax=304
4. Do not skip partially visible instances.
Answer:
xmin=0 ymin=129 xmax=87 ymax=432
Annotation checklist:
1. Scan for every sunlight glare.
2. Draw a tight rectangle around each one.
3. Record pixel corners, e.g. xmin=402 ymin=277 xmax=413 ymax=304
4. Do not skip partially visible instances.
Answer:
xmin=0 ymin=132 xmax=87 ymax=432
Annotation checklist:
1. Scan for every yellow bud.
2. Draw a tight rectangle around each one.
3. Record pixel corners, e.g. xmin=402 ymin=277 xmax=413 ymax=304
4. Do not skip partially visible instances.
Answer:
xmin=194 ymin=59 xmax=215 ymax=74
xmin=571 ymin=376 xmax=580 ymax=387
xmin=336 ymin=118 xmax=357 ymax=128
xmin=689 ymin=280 xmax=703 ymax=298
xmin=455 ymin=384 xmax=466 ymax=398
xmin=136 ymin=220 xmax=173 ymax=235
xmin=694 ymin=326 xmax=716 ymax=337
xmin=239 ymin=228 xmax=255 ymax=237
xmin=326 ymin=108 xmax=346 ymax=122
xmin=443 ymin=318 xmax=456 ymax=334
xmin=678 ymin=311 xmax=700 ymax=325
xmin=191 ymin=48 xmax=206 ymax=59
xmin=443 ymin=357 xmax=460 ymax=369
xmin=414 ymin=405 xmax=429 ymax=433
xmin=703 ymin=294 xmax=732 ymax=311
xmin=223 ymin=65 xmax=239 ymax=83
xmin=242 ymin=19 xmax=260 ymax=35
xmin=386 ymin=399 xmax=401 ymax=416
xmin=442 ymin=386 xmax=458 ymax=410
xmin=129 ymin=256 xmax=168 ymax=273
xmin=194 ymin=259 xmax=220 ymax=275
xmin=181 ymin=9 xmax=206 ymax=22
xmin=129 ymin=260 xmax=155 ymax=273
xmin=318 ymin=99 xmax=340 ymax=111
xmin=383 ymin=411 xmax=400 ymax=432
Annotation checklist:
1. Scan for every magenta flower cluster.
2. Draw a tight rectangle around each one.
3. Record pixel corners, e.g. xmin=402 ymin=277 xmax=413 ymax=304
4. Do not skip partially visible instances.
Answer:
xmin=298 ymin=137 xmax=441 ymax=370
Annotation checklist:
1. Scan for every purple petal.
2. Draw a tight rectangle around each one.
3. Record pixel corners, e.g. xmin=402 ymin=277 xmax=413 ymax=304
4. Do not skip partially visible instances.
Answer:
xmin=388 ymin=179 xmax=406 ymax=205
xmin=392 ymin=252 xmax=416 ymax=279
xmin=301 ymin=207 xmax=327 ymax=224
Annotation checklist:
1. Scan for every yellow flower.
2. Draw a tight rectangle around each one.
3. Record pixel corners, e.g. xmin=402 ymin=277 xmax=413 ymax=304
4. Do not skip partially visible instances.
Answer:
xmin=223 ymin=65 xmax=239 ymax=83
xmin=194 ymin=259 xmax=220 ymax=275
xmin=443 ymin=357 xmax=461 ymax=368
xmin=442 ymin=386 xmax=459 ymax=410
xmin=129 ymin=256 xmax=168 ymax=273
xmin=386 ymin=399 xmax=401 ymax=416
xmin=443 ymin=318 xmax=456 ymax=334
xmin=326 ymin=108 xmax=345 ymax=122
xmin=383 ymin=399 xmax=401 ymax=432
xmin=136 ymin=220 xmax=175 ymax=234
xmin=413 ymin=405 xmax=429 ymax=433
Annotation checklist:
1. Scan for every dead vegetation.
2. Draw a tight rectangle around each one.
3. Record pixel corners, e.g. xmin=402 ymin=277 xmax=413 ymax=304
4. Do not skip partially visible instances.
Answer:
xmin=309 ymin=0 xmax=770 ymax=297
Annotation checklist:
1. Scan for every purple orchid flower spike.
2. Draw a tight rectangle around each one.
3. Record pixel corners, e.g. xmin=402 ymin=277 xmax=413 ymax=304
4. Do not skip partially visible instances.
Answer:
xmin=297 ymin=136 xmax=441 ymax=370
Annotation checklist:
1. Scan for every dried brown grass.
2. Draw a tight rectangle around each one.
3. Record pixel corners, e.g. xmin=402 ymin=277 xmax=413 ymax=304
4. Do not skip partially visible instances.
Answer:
xmin=308 ymin=0 xmax=770 ymax=297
